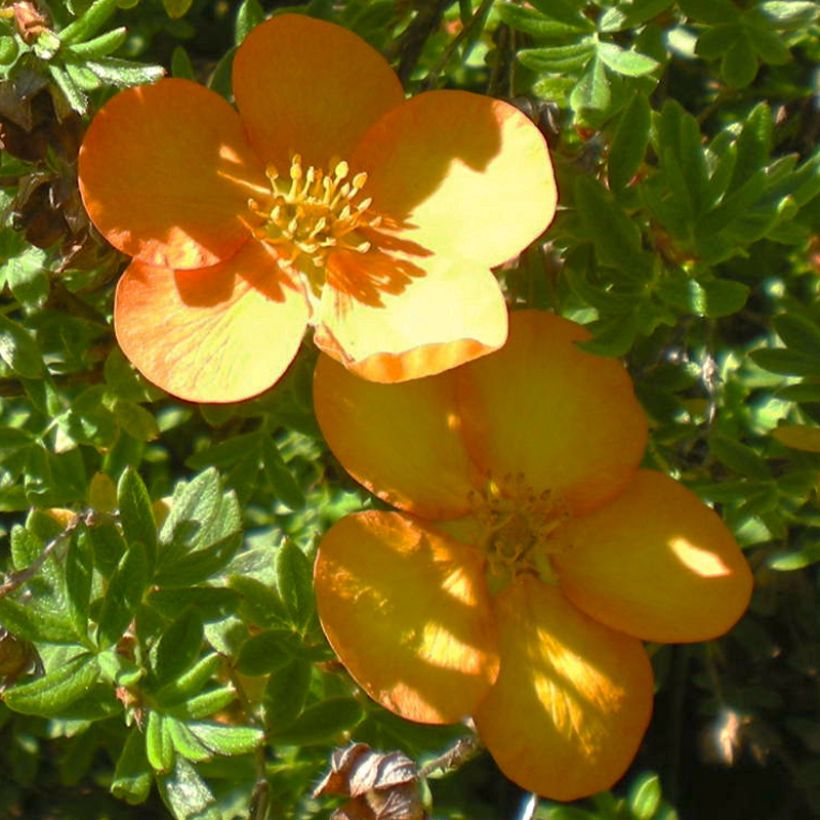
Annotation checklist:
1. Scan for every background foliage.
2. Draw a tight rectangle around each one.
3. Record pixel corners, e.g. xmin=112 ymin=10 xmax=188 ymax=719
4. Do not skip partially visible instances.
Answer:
xmin=0 ymin=0 xmax=818 ymax=817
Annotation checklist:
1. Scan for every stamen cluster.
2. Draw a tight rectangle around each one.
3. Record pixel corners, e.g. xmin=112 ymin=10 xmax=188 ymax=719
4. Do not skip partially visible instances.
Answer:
xmin=248 ymin=155 xmax=380 ymax=271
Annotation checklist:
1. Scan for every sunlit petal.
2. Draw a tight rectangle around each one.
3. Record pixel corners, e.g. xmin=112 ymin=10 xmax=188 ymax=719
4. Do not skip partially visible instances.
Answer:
xmin=474 ymin=577 xmax=653 ymax=800
xmin=313 ymin=354 xmax=481 ymax=519
xmin=555 ymin=471 xmax=754 ymax=642
xmin=78 ymin=78 xmax=265 ymax=269
xmin=315 ymin=511 xmax=499 ymax=723
xmin=115 ymin=240 xmax=309 ymax=403
xmin=233 ymin=14 xmax=404 ymax=170
xmin=352 ymin=90 xmax=556 ymax=268
xmin=315 ymin=250 xmax=507 ymax=383
xmin=456 ymin=311 xmax=648 ymax=515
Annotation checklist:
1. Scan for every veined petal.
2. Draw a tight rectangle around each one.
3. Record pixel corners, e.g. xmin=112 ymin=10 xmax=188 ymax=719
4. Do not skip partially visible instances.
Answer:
xmin=555 ymin=471 xmax=754 ymax=643
xmin=313 ymin=354 xmax=481 ymax=520
xmin=233 ymin=14 xmax=404 ymax=170
xmin=315 ymin=249 xmax=508 ymax=383
xmin=352 ymin=90 xmax=556 ymax=269
xmin=78 ymin=78 xmax=265 ymax=269
xmin=456 ymin=311 xmax=648 ymax=516
xmin=474 ymin=577 xmax=653 ymax=801
xmin=315 ymin=511 xmax=499 ymax=724
xmin=115 ymin=240 xmax=309 ymax=403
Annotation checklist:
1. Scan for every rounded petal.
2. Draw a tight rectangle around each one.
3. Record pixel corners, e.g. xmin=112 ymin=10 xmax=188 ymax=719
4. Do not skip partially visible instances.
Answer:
xmin=79 ymin=78 xmax=266 ymax=269
xmin=456 ymin=311 xmax=648 ymax=516
xmin=315 ymin=511 xmax=499 ymax=723
xmin=313 ymin=353 xmax=481 ymax=519
xmin=233 ymin=14 xmax=404 ymax=170
xmin=555 ymin=471 xmax=754 ymax=643
xmin=474 ymin=577 xmax=653 ymax=801
xmin=115 ymin=240 xmax=309 ymax=403
xmin=314 ymin=250 xmax=508 ymax=383
xmin=352 ymin=90 xmax=556 ymax=269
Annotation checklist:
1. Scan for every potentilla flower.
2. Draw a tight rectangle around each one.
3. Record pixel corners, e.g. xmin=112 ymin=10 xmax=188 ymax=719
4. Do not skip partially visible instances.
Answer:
xmin=312 ymin=310 xmax=753 ymax=800
xmin=77 ymin=14 xmax=556 ymax=403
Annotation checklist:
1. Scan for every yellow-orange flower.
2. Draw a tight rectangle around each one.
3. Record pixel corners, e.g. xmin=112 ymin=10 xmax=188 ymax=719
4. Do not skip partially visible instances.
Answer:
xmin=77 ymin=14 xmax=556 ymax=403
xmin=313 ymin=310 xmax=753 ymax=800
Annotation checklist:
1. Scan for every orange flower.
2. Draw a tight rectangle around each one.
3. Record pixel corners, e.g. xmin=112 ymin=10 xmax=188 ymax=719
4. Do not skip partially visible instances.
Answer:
xmin=78 ymin=14 xmax=556 ymax=403
xmin=313 ymin=310 xmax=753 ymax=800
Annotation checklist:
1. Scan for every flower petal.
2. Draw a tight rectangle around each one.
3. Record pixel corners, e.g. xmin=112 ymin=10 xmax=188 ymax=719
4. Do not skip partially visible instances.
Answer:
xmin=554 ymin=471 xmax=753 ymax=643
xmin=315 ymin=511 xmax=499 ymax=723
xmin=474 ymin=577 xmax=653 ymax=801
xmin=313 ymin=354 xmax=481 ymax=519
xmin=456 ymin=311 xmax=648 ymax=515
xmin=314 ymin=249 xmax=507 ymax=383
xmin=352 ymin=90 xmax=556 ymax=269
xmin=233 ymin=14 xmax=404 ymax=170
xmin=115 ymin=240 xmax=309 ymax=403
xmin=78 ymin=78 xmax=265 ymax=269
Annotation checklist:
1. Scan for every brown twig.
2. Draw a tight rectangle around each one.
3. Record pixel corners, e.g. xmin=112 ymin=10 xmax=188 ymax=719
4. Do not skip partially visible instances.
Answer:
xmin=419 ymin=730 xmax=483 ymax=778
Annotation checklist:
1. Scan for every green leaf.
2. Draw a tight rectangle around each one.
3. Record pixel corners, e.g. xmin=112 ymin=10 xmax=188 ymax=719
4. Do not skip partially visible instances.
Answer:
xmin=746 ymin=24 xmax=790 ymax=65
xmin=153 ymin=654 xmax=222 ymax=706
xmin=65 ymin=26 xmax=127 ymax=57
xmin=188 ymin=722 xmax=264 ymax=756
xmin=230 ymin=575 xmax=290 ymax=628
xmin=608 ymin=92 xmax=651 ymax=191
xmin=86 ymin=58 xmax=165 ymax=87
xmin=0 ymin=315 xmax=43 ymax=378
xmin=117 ymin=467 xmax=158 ymax=569
xmin=570 ymin=56 xmax=610 ymax=113
xmin=157 ymin=757 xmax=215 ymax=820
xmin=170 ymin=45 xmax=194 ymax=79
xmin=48 ymin=64 xmax=88 ymax=114
xmin=166 ymin=718 xmax=212 ymax=763
xmin=268 ymin=697 xmax=365 ymax=746
xmin=574 ymin=176 xmax=649 ymax=275
xmin=162 ymin=0 xmax=193 ymax=18
xmin=4 ymin=652 xmax=98 ymax=716
xmin=709 ymin=434 xmax=772 ymax=480
xmin=64 ymin=528 xmax=93 ymax=638
xmin=695 ymin=23 xmax=740 ymax=59
xmin=678 ymin=0 xmax=739 ymax=24
xmin=2 ymin=243 xmax=48 ymax=308
xmin=59 ymin=0 xmax=120 ymax=44
xmin=721 ymin=33 xmax=758 ymax=88
xmin=264 ymin=659 xmax=311 ymax=731
xmin=236 ymin=629 xmax=300 ymax=676
xmin=145 ymin=710 xmax=175 ymax=773
xmin=96 ymin=540 xmax=150 ymax=649
xmin=578 ymin=311 xmax=641 ymax=357
xmin=773 ymin=313 xmax=820 ymax=357
xmin=111 ymin=729 xmax=153 ymax=805
xmin=159 ymin=468 xmax=222 ymax=547
xmin=164 ymin=686 xmax=236 ymax=720
xmin=518 ymin=41 xmax=595 ymax=73
xmin=274 ymin=541 xmax=314 ymax=631
xmin=759 ymin=1 xmax=819 ymax=29
xmin=730 ymin=103 xmax=772 ymax=191
xmin=497 ymin=2 xmax=593 ymax=37
xmin=696 ymin=278 xmax=750 ymax=317
xmin=235 ymin=0 xmax=265 ymax=45
xmin=151 ymin=609 xmax=204 ymax=685
xmin=261 ymin=436 xmax=305 ymax=510
xmin=597 ymin=42 xmax=659 ymax=76
xmin=751 ymin=348 xmax=820 ymax=377
xmin=629 ymin=772 xmax=662 ymax=820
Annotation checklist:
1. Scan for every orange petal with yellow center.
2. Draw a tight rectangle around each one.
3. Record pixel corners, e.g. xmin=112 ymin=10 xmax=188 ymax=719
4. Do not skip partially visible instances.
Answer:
xmin=474 ymin=576 xmax=653 ymax=801
xmin=78 ymin=78 xmax=266 ymax=269
xmin=115 ymin=240 xmax=309 ymax=403
xmin=456 ymin=311 xmax=648 ymax=516
xmin=313 ymin=354 xmax=481 ymax=520
xmin=314 ymin=249 xmax=507 ymax=383
xmin=315 ymin=511 xmax=499 ymax=723
xmin=233 ymin=14 xmax=404 ymax=170
xmin=352 ymin=90 xmax=556 ymax=269
xmin=554 ymin=470 xmax=753 ymax=643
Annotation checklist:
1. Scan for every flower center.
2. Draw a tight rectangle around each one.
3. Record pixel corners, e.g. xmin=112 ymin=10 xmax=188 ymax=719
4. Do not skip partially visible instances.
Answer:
xmin=248 ymin=154 xmax=380 ymax=273
xmin=469 ymin=473 xmax=570 ymax=595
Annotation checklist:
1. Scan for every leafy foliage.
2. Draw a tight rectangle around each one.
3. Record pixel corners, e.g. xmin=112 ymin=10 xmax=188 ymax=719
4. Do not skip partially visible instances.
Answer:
xmin=0 ymin=0 xmax=818 ymax=818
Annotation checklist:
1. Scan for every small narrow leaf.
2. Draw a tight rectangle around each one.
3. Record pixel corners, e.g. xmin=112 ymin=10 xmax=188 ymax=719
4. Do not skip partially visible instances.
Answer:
xmin=117 ymin=467 xmax=158 ymax=568
xmin=111 ymin=729 xmax=153 ymax=805
xmin=0 ymin=315 xmax=43 ymax=378
xmin=188 ymin=722 xmax=264 ymax=756
xmin=96 ymin=541 xmax=150 ymax=649
xmin=267 ymin=697 xmax=365 ymax=746
xmin=264 ymin=659 xmax=311 ymax=731
xmin=609 ymin=92 xmax=651 ymax=190
xmin=597 ymin=42 xmax=659 ymax=76
xmin=4 ymin=653 xmax=98 ymax=716
xmin=274 ymin=541 xmax=314 ymax=631
xmin=145 ymin=710 xmax=175 ymax=773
